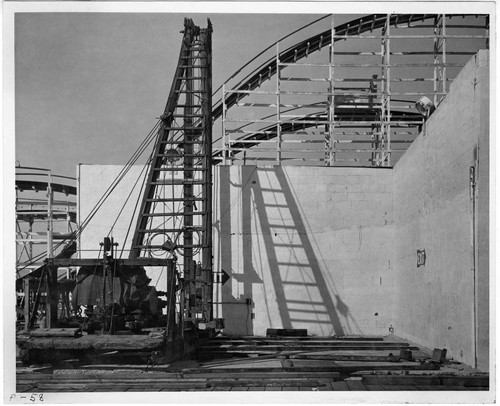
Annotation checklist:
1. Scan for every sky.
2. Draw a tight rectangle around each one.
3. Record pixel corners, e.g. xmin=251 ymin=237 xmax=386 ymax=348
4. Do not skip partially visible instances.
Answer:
xmin=14 ymin=12 xmax=359 ymax=178
xmin=10 ymin=5 xmax=493 ymax=179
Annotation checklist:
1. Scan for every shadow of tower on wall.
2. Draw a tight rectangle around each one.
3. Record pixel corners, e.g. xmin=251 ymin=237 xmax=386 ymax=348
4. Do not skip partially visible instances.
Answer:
xmin=217 ymin=165 xmax=356 ymax=336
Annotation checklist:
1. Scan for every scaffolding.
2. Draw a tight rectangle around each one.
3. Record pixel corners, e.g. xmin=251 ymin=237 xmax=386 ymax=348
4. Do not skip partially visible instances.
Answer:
xmin=217 ymin=14 xmax=489 ymax=167
xmin=15 ymin=166 xmax=77 ymax=330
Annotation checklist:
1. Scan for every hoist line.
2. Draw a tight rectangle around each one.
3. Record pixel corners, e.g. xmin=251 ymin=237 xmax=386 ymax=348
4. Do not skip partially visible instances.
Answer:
xmin=106 ymin=152 xmax=152 ymax=239
xmin=118 ymin=146 xmax=155 ymax=260
xmin=76 ymin=120 xmax=162 ymax=239
xmin=16 ymin=120 xmax=162 ymax=274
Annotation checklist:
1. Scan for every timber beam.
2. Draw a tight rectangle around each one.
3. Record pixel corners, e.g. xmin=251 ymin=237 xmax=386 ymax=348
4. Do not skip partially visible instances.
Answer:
xmin=50 ymin=258 xmax=174 ymax=267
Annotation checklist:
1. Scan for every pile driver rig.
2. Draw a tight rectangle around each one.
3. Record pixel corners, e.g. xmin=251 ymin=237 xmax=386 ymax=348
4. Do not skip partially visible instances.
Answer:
xmin=17 ymin=18 xmax=218 ymax=364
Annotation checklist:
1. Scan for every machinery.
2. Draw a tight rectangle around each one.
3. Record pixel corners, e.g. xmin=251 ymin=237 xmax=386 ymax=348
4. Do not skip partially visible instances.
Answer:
xmin=16 ymin=13 xmax=489 ymax=364
xmin=17 ymin=18 xmax=218 ymax=364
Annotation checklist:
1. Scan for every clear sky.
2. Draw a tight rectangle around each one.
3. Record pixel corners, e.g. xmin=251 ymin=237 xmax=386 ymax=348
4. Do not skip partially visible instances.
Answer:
xmin=15 ymin=12 xmax=359 ymax=178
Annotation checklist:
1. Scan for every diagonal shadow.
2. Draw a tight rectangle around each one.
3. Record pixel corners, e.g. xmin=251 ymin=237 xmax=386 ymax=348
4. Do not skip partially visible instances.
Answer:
xmin=249 ymin=166 xmax=345 ymax=335
xmin=217 ymin=167 xmax=263 ymax=336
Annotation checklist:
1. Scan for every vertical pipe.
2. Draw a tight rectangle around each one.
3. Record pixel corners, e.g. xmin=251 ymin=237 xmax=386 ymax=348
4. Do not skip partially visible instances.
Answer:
xmin=433 ymin=15 xmax=439 ymax=106
xmin=470 ymin=158 xmax=478 ymax=368
xmin=28 ymin=218 xmax=33 ymax=264
xmin=276 ymin=43 xmax=282 ymax=165
xmin=47 ymin=172 xmax=53 ymax=259
xmin=77 ymin=164 xmax=81 ymax=260
xmin=442 ymin=15 xmax=447 ymax=96
xmin=46 ymin=171 xmax=58 ymax=327
xmin=386 ymin=14 xmax=391 ymax=167
xmin=378 ymin=19 xmax=386 ymax=166
xmin=23 ymin=278 xmax=30 ymax=331
xmin=166 ymin=259 xmax=176 ymax=340
xmin=222 ymin=83 xmax=227 ymax=165
xmin=326 ymin=14 xmax=335 ymax=166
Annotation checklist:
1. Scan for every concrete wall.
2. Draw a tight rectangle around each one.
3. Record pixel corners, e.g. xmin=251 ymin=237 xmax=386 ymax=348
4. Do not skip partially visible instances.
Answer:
xmin=78 ymin=164 xmax=144 ymax=257
xmin=77 ymin=164 xmax=169 ymax=292
xmin=392 ymin=51 xmax=489 ymax=370
xmin=213 ymin=165 xmax=395 ymax=337
xmin=76 ymin=51 xmax=489 ymax=370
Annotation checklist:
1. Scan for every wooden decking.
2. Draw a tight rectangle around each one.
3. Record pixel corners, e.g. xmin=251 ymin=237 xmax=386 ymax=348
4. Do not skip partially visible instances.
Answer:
xmin=16 ymin=335 xmax=489 ymax=392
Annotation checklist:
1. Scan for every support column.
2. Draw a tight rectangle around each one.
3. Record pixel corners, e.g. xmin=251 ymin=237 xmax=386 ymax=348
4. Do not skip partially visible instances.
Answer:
xmin=23 ymin=278 xmax=30 ymax=331
xmin=325 ymin=14 xmax=335 ymax=166
xmin=45 ymin=264 xmax=58 ymax=328
xmin=385 ymin=14 xmax=391 ymax=167
xmin=222 ymin=84 xmax=228 ymax=165
xmin=442 ymin=15 xmax=447 ymax=96
xmin=45 ymin=172 xmax=57 ymax=327
xmin=276 ymin=43 xmax=282 ymax=165
xmin=166 ymin=259 xmax=177 ymax=340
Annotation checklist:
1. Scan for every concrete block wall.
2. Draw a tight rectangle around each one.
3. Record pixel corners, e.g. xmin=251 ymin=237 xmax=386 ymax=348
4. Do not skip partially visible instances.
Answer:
xmin=213 ymin=165 xmax=395 ymax=337
xmin=78 ymin=164 xmax=144 ymax=256
xmin=78 ymin=164 xmax=169 ymax=292
xmin=392 ymin=51 xmax=489 ymax=370
xmin=76 ymin=51 xmax=489 ymax=371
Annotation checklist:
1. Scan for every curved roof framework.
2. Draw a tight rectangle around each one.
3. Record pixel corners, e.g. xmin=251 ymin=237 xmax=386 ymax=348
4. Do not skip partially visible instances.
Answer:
xmin=213 ymin=14 xmax=489 ymax=166
xmin=15 ymin=166 xmax=77 ymax=278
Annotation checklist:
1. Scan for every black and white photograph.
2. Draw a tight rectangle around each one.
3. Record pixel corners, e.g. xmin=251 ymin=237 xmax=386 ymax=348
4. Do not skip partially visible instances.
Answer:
xmin=2 ymin=2 xmax=495 ymax=403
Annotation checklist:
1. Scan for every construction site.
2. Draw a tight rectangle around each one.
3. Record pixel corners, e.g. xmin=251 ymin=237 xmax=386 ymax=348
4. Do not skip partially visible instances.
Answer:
xmin=11 ymin=12 xmax=491 ymax=398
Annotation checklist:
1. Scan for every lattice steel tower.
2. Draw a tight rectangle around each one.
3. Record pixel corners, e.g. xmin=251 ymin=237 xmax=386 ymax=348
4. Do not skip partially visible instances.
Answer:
xmin=130 ymin=19 xmax=213 ymax=324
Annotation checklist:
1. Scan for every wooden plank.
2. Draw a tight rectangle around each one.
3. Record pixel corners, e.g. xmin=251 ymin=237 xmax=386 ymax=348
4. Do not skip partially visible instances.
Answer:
xmin=185 ymin=372 xmax=340 ymax=379
xmin=16 ymin=385 xmax=36 ymax=392
xmin=380 ymin=384 xmax=419 ymax=391
xmin=345 ymin=379 xmax=367 ymax=391
xmin=18 ymin=335 xmax=165 ymax=351
xmin=330 ymin=381 xmax=350 ymax=391
xmin=266 ymin=329 xmax=308 ymax=337
xmin=206 ymin=380 xmax=322 ymax=387
xmin=290 ymin=354 xmax=400 ymax=362
xmin=30 ymin=328 xmax=82 ymax=338
xmin=362 ymin=375 xmax=441 ymax=386
xmin=362 ymin=375 xmax=489 ymax=387
xmin=230 ymin=387 xmax=249 ymax=391
xmin=441 ymin=376 xmax=489 ymax=387
xmin=299 ymin=387 xmax=313 ymax=391
xmin=212 ymin=386 xmax=231 ymax=391
xmin=211 ymin=335 xmax=385 ymax=342
xmin=413 ymin=385 xmax=453 ymax=391
xmin=35 ymin=382 xmax=208 ymax=391
xmin=197 ymin=346 xmax=420 ymax=355
xmin=183 ymin=364 xmax=436 ymax=375
xmin=18 ymin=378 xmax=206 ymax=385
xmin=19 ymin=373 xmax=184 ymax=381
xmin=199 ymin=342 xmax=412 ymax=350
xmin=248 ymin=387 xmax=265 ymax=391
xmin=266 ymin=387 xmax=282 ymax=391
xmin=364 ymin=384 xmax=384 ymax=391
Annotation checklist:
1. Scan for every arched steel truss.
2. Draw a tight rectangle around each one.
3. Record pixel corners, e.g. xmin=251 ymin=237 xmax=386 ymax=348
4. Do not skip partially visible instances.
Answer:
xmin=15 ymin=166 xmax=77 ymax=279
xmin=213 ymin=14 xmax=489 ymax=166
